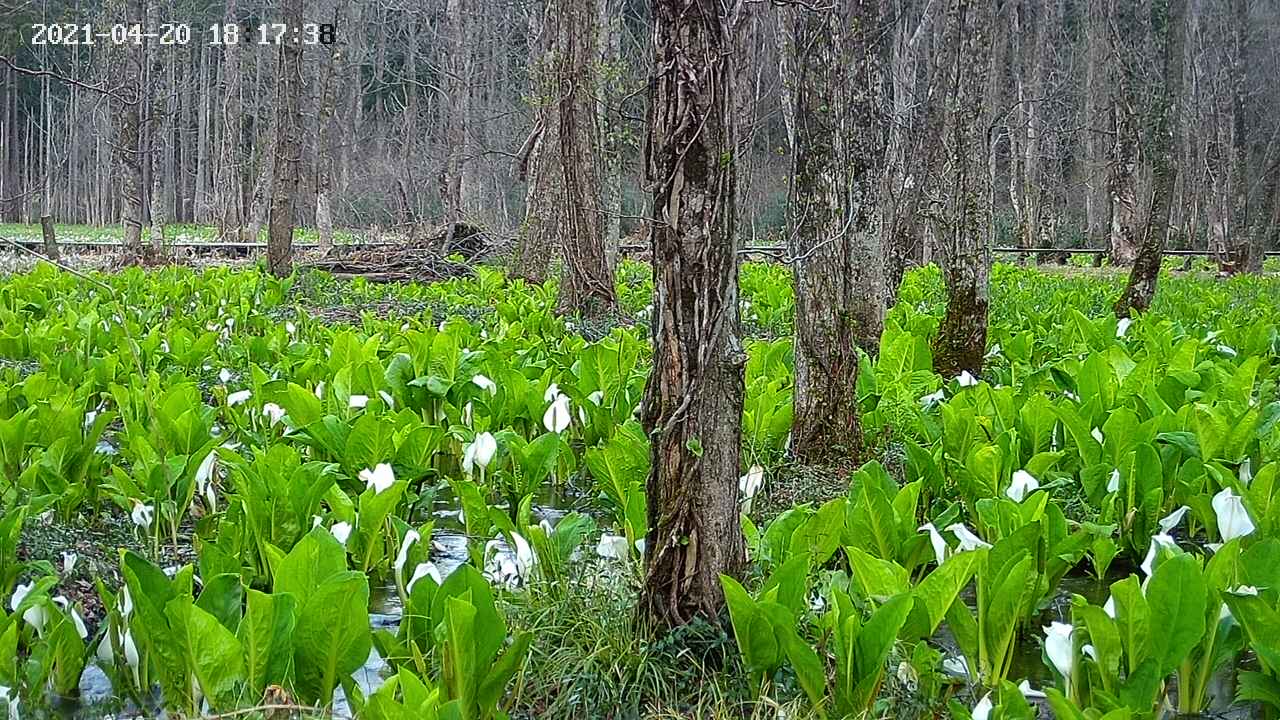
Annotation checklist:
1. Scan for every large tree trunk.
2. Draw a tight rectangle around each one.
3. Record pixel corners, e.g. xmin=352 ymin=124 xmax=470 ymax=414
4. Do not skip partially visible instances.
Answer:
xmin=267 ymin=0 xmax=304 ymax=277
xmin=115 ymin=0 xmax=146 ymax=264
xmin=1115 ymin=0 xmax=1187 ymax=317
xmin=513 ymin=0 xmax=561 ymax=282
xmin=780 ymin=0 xmax=886 ymax=463
xmin=555 ymin=0 xmax=618 ymax=316
xmin=1106 ymin=0 xmax=1141 ymax=266
xmin=881 ymin=0 xmax=935 ymax=302
xmin=930 ymin=0 xmax=995 ymax=377
xmin=641 ymin=0 xmax=747 ymax=629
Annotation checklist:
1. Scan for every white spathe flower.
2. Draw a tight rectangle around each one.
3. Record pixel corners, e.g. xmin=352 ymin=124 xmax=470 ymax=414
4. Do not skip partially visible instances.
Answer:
xmin=956 ymin=371 xmax=979 ymax=387
xmin=62 ymin=551 xmax=78 ymax=575
xmin=218 ymin=368 xmax=233 ymax=384
xmin=130 ymin=500 xmax=154 ymax=531
xmin=286 ymin=321 xmax=297 ymax=335
xmin=1006 ymin=470 xmax=1040 ymax=502
xmin=0 ymin=684 xmax=17 ymax=720
xmin=1082 ymin=643 xmax=1098 ymax=661
xmin=1044 ymin=622 xmax=1075 ymax=693
xmin=1216 ymin=344 xmax=1238 ymax=357
xmin=1212 ymin=487 xmax=1255 ymax=542
xmin=919 ymin=523 xmax=950 ymax=567
xmin=194 ymin=450 xmax=217 ymax=491
xmin=1091 ymin=427 xmax=1105 ymax=445
xmin=262 ymin=402 xmax=286 ymax=426
xmin=739 ymin=465 xmax=765 ymax=500
xmin=472 ymin=374 xmax=498 ymax=396
xmin=330 ymin=521 xmax=353 ymax=546
xmin=1140 ymin=533 xmax=1178 ymax=578
xmin=543 ymin=394 xmax=572 ymax=434
xmin=52 ymin=596 xmax=89 ymax=639
xmin=1157 ymin=505 xmax=1191 ymax=533
xmin=919 ymin=389 xmax=946 ymax=407
xmin=360 ymin=463 xmax=397 ymax=495
xmin=1107 ymin=468 xmax=1121 ymax=493
xmin=596 ymin=533 xmax=630 ymax=560
xmin=227 ymin=389 xmax=252 ymax=406
xmin=1018 ymin=680 xmax=1046 ymax=699
xmin=10 ymin=582 xmax=48 ymax=636
xmin=1103 ymin=595 xmax=1116 ymax=618
xmin=941 ymin=655 xmax=970 ymax=678
xmin=394 ymin=530 xmax=421 ymax=588
xmin=348 ymin=394 xmax=369 ymax=409
xmin=1116 ymin=317 xmax=1132 ymax=338
xmin=462 ymin=432 xmax=498 ymax=475
xmin=1227 ymin=585 xmax=1259 ymax=596
xmin=378 ymin=390 xmax=395 ymax=408
xmin=314 ymin=381 xmax=326 ymax=400
xmin=587 ymin=390 xmax=604 ymax=405
xmin=1241 ymin=457 xmax=1253 ymax=486
xmin=484 ymin=532 xmax=537 ymax=587
xmin=984 ymin=344 xmax=1002 ymax=359
xmin=946 ymin=523 xmax=992 ymax=552
xmin=972 ymin=693 xmax=993 ymax=720
xmin=406 ymin=562 xmax=443 ymax=594
xmin=543 ymin=383 xmax=561 ymax=403
xmin=462 ymin=401 xmax=474 ymax=427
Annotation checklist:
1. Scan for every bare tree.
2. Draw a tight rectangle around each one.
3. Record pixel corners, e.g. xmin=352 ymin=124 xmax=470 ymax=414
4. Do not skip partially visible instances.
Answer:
xmin=513 ymin=0 xmax=562 ymax=282
xmin=929 ymin=0 xmax=997 ymax=377
xmin=555 ymin=0 xmax=618 ymax=316
xmin=114 ymin=0 xmax=146 ymax=263
xmin=1115 ymin=0 xmax=1188 ymax=317
xmin=1221 ymin=0 xmax=1260 ymax=274
xmin=1106 ymin=0 xmax=1142 ymax=266
xmin=641 ymin=0 xmax=748 ymax=627
xmin=779 ymin=0 xmax=886 ymax=463
xmin=267 ymin=0 xmax=305 ymax=277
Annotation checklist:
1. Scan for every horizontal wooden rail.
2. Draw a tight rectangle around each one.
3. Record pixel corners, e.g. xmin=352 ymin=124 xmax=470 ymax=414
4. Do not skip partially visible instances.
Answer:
xmin=3 ymin=236 xmax=1275 ymax=258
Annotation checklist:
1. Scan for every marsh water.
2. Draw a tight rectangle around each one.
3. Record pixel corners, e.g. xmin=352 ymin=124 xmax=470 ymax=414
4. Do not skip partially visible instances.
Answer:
xmin=48 ymin=494 xmax=1256 ymax=719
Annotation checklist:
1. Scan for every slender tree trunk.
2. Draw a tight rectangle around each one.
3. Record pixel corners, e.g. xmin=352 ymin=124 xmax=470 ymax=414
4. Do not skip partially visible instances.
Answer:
xmin=1115 ymin=0 xmax=1187 ymax=317
xmin=513 ymin=0 xmax=560 ymax=281
xmin=1107 ymin=0 xmax=1141 ymax=266
xmin=440 ymin=0 xmax=469 ymax=251
xmin=780 ymin=0 xmax=886 ymax=463
xmin=641 ymin=0 xmax=747 ymax=629
xmin=555 ymin=0 xmax=618 ymax=316
xmin=217 ymin=0 xmax=244 ymax=239
xmin=930 ymin=0 xmax=995 ymax=377
xmin=1084 ymin=0 xmax=1110 ymax=246
xmin=1222 ymin=0 xmax=1260 ymax=274
xmin=115 ymin=0 xmax=146 ymax=264
xmin=267 ymin=0 xmax=304 ymax=277
xmin=598 ymin=0 xmax=623 ymax=266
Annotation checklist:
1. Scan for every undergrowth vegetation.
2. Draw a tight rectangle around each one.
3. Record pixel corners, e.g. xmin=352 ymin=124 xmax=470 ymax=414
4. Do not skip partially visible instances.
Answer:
xmin=1 ymin=259 xmax=1278 ymax=719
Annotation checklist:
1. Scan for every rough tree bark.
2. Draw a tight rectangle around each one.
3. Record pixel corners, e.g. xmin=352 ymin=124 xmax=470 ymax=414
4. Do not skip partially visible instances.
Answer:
xmin=1115 ymin=0 xmax=1187 ymax=317
xmin=780 ymin=0 xmax=886 ymax=463
xmin=267 ymin=0 xmax=304 ymax=277
xmin=1083 ymin=0 xmax=1110 ymax=246
xmin=1106 ymin=0 xmax=1141 ymax=266
xmin=114 ymin=0 xmax=146 ymax=263
xmin=881 ymin=0 xmax=936 ymax=303
xmin=930 ymin=0 xmax=996 ymax=377
xmin=555 ymin=0 xmax=618 ymax=317
xmin=513 ymin=0 xmax=561 ymax=282
xmin=641 ymin=0 xmax=748 ymax=628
